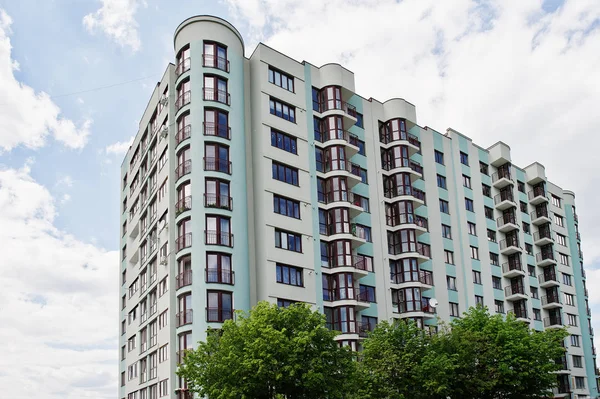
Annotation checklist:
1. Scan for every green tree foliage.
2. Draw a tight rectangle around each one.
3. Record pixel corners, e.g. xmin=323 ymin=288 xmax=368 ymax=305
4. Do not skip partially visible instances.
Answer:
xmin=177 ymin=301 xmax=357 ymax=399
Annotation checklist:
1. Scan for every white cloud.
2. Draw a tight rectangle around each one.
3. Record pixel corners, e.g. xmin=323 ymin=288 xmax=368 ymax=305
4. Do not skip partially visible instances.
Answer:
xmin=0 ymin=164 xmax=118 ymax=399
xmin=83 ymin=0 xmax=144 ymax=52
xmin=105 ymin=135 xmax=134 ymax=156
xmin=0 ymin=9 xmax=92 ymax=152
xmin=56 ymin=175 xmax=74 ymax=189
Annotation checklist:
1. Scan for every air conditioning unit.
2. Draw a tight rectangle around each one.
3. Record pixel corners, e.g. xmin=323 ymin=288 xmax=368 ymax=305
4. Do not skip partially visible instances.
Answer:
xmin=160 ymin=256 xmax=168 ymax=265
xmin=159 ymin=96 xmax=168 ymax=106
xmin=160 ymin=126 xmax=168 ymax=139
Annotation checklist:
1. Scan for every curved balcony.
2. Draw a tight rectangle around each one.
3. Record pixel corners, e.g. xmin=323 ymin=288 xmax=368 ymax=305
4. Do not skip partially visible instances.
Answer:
xmin=492 ymin=170 xmax=514 ymax=189
xmin=392 ymin=298 xmax=436 ymax=319
xmin=536 ymin=250 xmax=557 ymax=267
xmin=315 ymin=161 xmax=363 ymax=187
xmin=203 ymin=122 xmax=231 ymax=140
xmin=205 ymin=269 xmax=235 ymax=285
xmin=204 ymin=157 xmax=232 ymax=175
xmin=385 ymin=214 xmax=428 ymax=234
xmin=530 ymin=207 xmax=551 ymax=225
xmin=176 ymin=309 xmax=193 ymax=327
xmin=379 ymin=130 xmax=421 ymax=155
xmin=504 ymin=284 xmax=528 ymax=301
xmin=502 ymin=259 xmax=525 ymax=278
xmin=175 ymin=91 xmax=191 ymax=112
xmin=381 ymin=158 xmax=423 ymax=181
xmin=322 ymin=287 xmax=370 ymax=310
xmin=499 ymin=237 xmax=522 ymax=255
xmin=202 ymin=54 xmax=230 ymax=72
xmin=176 ymin=270 xmax=192 ymax=289
xmin=528 ymin=186 xmax=548 ymax=205
xmin=383 ymin=186 xmax=426 ymax=208
xmin=204 ymin=193 xmax=233 ymax=211
xmin=314 ymin=129 xmax=360 ymax=157
xmin=176 ymin=233 xmax=192 ymax=252
xmin=175 ymin=160 xmax=192 ymax=180
xmin=175 ymin=125 xmax=191 ymax=146
xmin=175 ymin=58 xmax=191 ymax=77
xmin=390 ymin=270 xmax=434 ymax=290
xmin=175 ymin=196 xmax=192 ymax=216
xmin=205 ymin=230 xmax=233 ymax=247
xmin=319 ymin=190 xmax=363 ymax=217
xmin=496 ymin=214 xmax=519 ymax=233
xmin=319 ymin=222 xmax=367 ymax=248
xmin=321 ymin=255 xmax=371 ymax=278
xmin=313 ymin=100 xmax=357 ymax=128
xmin=494 ymin=190 xmax=516 ymax=211
xmin=388 ymin=242 xmax=431 ymax=263
xmin=206 ymin=307 xmax=234 ymax=323
xmin=327 ymin=320 xmax=367 ymax=341
xmin=203 ymin=88 xmax=231 ymax=105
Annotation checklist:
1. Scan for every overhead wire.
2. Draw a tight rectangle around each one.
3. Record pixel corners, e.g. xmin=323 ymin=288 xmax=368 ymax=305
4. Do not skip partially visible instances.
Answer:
xmin=49 ymin=74 xmax=161 ymax=99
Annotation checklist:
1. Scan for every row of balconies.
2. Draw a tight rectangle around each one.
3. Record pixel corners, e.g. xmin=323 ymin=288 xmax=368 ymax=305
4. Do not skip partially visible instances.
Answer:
xmin=175 ymin=54 xmax=230 ymax=77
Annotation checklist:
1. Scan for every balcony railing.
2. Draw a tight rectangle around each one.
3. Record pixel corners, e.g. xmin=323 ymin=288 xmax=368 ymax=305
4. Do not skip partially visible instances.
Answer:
xmin=326 ymin=320 xmax=359 ymax=335
xmin=175 ymin=196 xmax=192 ymax=215
xmin=492 ymin=170 xmax=513 ymax=183
xmin=315 ymin=100 xmax=357 ymax=117
xmin=175 ymin=91 xmax=191 ymax=111
xmin=202 ymin=54 xmax=230 ymax=72
xmin=323 ymin=287 xmax=370 ymax=303
xmin=175 ymin=160 xmax=192 ymax=179
xmin=496 ymin=213 xmax=517 ymax=228
xmin=538 ymin=269 xmax=558 ymax=284
xmin=314 ymin=129 xmax=359 ymax=146
xmin=533 ymin=228 xmax=552 ymax=242
xmin=576 ymin=231 xmax=581 ymax=241
xmin=383 ymin=186 xmax=426 ymax=203
xmin=176 ymin=233 xmax=192 ymax=252
xmin=379 ymin=130 xmax=421 ymax=148
xmin=205 ymin=230 xmax=234 ymax=247
xmin=387 ymin=242 xmax=431 ymax=257
xmin=574 ymin=213 xmax=579 ymax=222
xmin=394 ymin=299 xmax=436 ymax=315
xmin=528 ymin=186 xmax=546 ymax=201
xmin=536 ymin=250 xmax=555 ymax=263
xmin=204 ymin=193 xmax=233 ymax=210
xmin=203 ymin=122 xmax=231 ymax=139
xmin=510 ymin=306 xmax=528 ymax=320
xmin=541 ymin=294 xmax=561 ymax=306
xmin=203 ymin=88 xmax=231 ymax=105
xmin=176 ymin=270 xmax=192 ymax=289
xmin=175 ymin=58 xmax=191 ymax=76
xmin=386 ymin=213 xmax=428 ymax=230
xmin=206 ymin=307 xmax=234 ymax=322
xmin=382 ymin=158 xmax=423 ymax=174
xmin=544 ymin=315 xmax=562 ymax=327
xmin=530 ymin=207 xmax=549 ymax=220
xmin=500 ymin=237 xmax=520 ymax=251
xmin=204 ymin=157 xmax=232 ymax=174
xmin=175 ymin=125 xmax=191 ymax=145
xmin=502 ymin=260 xmax=523 ymax=274
xmin=325 ymin=255 xmax=373 ymax=272
xmin=176 ymin=309 xmax=193 ymax=327
xmin=504 ymin=284 xmax=526 ymax=296
xmin=391 ymin=270 xmax=434 ymax=286
xmin=205 ymin=269 xmax=235 ymax=285
xmin=494 ymin=190 xmax=515 ymax=205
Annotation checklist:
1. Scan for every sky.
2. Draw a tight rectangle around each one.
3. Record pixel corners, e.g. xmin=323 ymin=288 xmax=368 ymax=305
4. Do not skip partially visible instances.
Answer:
xmin=0 ymin=0 xmax=599 ymax=397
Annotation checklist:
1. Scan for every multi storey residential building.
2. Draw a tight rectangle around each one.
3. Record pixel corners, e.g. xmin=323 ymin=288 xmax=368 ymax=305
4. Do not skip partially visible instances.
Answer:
xmin=119 ymin=15 xmax=597 ymax=399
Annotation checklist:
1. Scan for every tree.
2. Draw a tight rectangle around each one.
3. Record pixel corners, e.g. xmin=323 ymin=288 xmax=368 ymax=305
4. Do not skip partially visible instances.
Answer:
xmin=354 ymin=319 xmax=455 ymax=399
xmin=443 ymin=306 xmax=569 ymax=399
xmin=177 ymin=301 xmax=357 ymax=399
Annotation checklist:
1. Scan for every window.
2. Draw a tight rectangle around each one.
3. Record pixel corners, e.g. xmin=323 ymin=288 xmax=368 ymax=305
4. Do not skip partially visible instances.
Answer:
xmin=559 ymin=253 xmax=569 ymax=266
xmin=482 ymin=184 xmax=491 ymax=197
xmin=158 ymin=277 xmax=167 ymax=297
xmin=470 ymin=246 xmax=479 ymax=260
xmin=551 ymin=195 xmax=562 ymax=208
xmin=571 ymin=334 xmax=581 ymax=347
xmin=575 ymin=377 xmax=585 ymax=390
xmin=158 ymin=344 xmax=168 ymax=363
xmin=207 ymin=291 xmax=234 ymax=322
xmin=359 ymin=285 xmax=377 ymax=302
xmin=525 ymin=243 xmax=533 ymax=255
xmin=490 ymin=252 xmax=499 ymax=266
xmin=573 ymin=355 xmax=583 ymax=368
xmin=528 ymin=265 xmax=535 ymax=277
xmin=554 ymin=214 xmax=564 ymax=227
xmin=203 ymin=41 xmax=228 ymax=71
xmin=159 ymin=379 xmax=169 ymax=397
xmin=271 ymin=129 xmax=297 ymax=154
xmin=277 ymin=298 xmax=296 ymax=308
xmin=205 ymin=215 xmax=231 ymax=247
xmin=434 ymin=150 xmax=444 ymax=164
xmin=354 ymin=194 xmax=370 ymax=212
xmin=437 ymin=174 xmax=447 ymax=189
xmin=556 ymin=234 xmax=567 ymax=246
xmin=479 ymin=162 xmax=488 ymax=175
xmin=128 ymin=335 xmax=137 ymax=352
xmin=475 ymin=295 xmax=484 ymax=306
xmin=268 ymin=66 xmax=294 ymax=92
xmin=465 ymin=198 xmax=474 ymax=212
xmin=563 ymin=273 xmax=572 ymax=286
xmin=442 ymin=224 xmax=452 ymax=239
xmin=463 ymin=175 xmax=472 ymax=189
xmin=276 ymin=263 xmax=303 ymax=286
xmin=275 ymin=229 xmax=302 ymax=252
xmin=121 ymin=371 xmax=126 ymax=386
xmin=447 ymin=276 xmax=457 ymax=290
xmin=439 ymin=199 xmax=450 ymax=214
xmin=158 ymin=310 xmax=168 ymax=329
xmin=450 ymin=302 xmax=460 ymax=317
xmin=522 ymin=222 xmax=530 ymax=234
xmin=567 ymin=314 xmax=577 ymax=326
xmin=355 ymin=112 xmax=364 ymax=128
xmin=473 ymin=271 xmax=482 ymax=284
xmin=487 ymin=229 xmax=497 ymax=242
xmin=128 ymin=362 xmax=138 ymax=381
xmin=520 ymin=201 xmax=527 ymax=213
xmin=460 ymin=151 xmax=469 ymax=165
xmin=158 ymin=179 xmax=167 ymax=202
xmin=564 ymin=293 xmax=575 ymax=306
xmin=158 ymin=148 xmax=167 ymax=171
xmin=492 ymin=276 xmax=502 ymax=290
xmin=203 ymin=75 xmax=229 ymax=104
xmin=272 ymin=161 xmax=299 ymax=185
xmin=467 ymin=222 xmax=477 ymax=236
xmin=356 ymin=166 xmax=368 ymax=184
xmin=356 ymin=224 xmax=372 ymax=242
xmin=122 ymin=294 xmax=126 ymax=310
xmin=356 ymin=139 xmax=366 ymax=155
xmin=530 ymin=287 xmax=538 ymax=299
xmin=444 ymin=250 xmax=454 ymax=265
xmin=484 ymin=206 xmax=494 ymax=220
xmin=494 ymin=300 xmax=504 ymax=313
xmin=517 ymin=181 xmax=525 ymax=193
xmin=269 ymin=97 xmax=296 ymax=122
xmin=149 ymin=320 xmax=157 ymax=347
xmin=122 ymin=320 xmax=126 ymax=336
xmin=533 ymin=308 xmax=541 ymax=321
xmin=273 ymin=195 xmax=300 ymax=219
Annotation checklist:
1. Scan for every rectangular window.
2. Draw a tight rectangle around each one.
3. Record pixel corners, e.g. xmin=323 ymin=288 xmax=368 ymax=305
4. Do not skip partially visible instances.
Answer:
xmin=450 ymin=302 xmax=460 ymax=317
xmin=517 ymin=181 xmax=525 ymax=193
xmin=272 ymin=161 xmax=299 ymax=186
xmin=273 ymin=194 xmax=300 ymax=219
xmin=444 ymin=250 xmax=454 ymax=265
xmin=158 ymin=179 xmax=167 ymax=202
xmin=158 ymin=310 xmax=168 ymax=329
xmin=468 ymin=222 xmax=477 ymax=236
xmin=475 ymin=295 xmax=484 ymax=306
xmin=484 ymin=206 xmax=494 ymax=220
xmin=437 ymin=174 xmax=447 ymax=189
xmin=482 ymin=184 xmax=491 ymax=197
xmin=276 ymin=263 xmax=303 ymax=286
xmin=269 ymin=97 xmax=296 ymax=122
xmin=575 ymin=377 xmax=585 ymax=390
xmin=554 ymin=214 xmax=564 ymax=227
xmin=470 ymin=246 xmax=479 ymax=260
xmin=490 ymin=252 xmax=499 ymax=266
xmin=274 ymin=229 xmax=302 ymax=252
xmin=479 ymin=162 xmax=488 ymax=175
xmin=442 ymin=224 xmax=452 ymax=239
xmin=530 ymin=287 xmax=538 ymax=299
xmin=159 ymin=379 xmax=169 ymax=397
xmin=355 ymin=112 xmax=364 ymax=128
xmin=525 ymin=243 xmax=533 ymax=255
xmin=158 ymin=277 xmax=167 ymax=297
xmin=357 ymin=139 xmax=366 ymax=155
xmin=463 ymin=174 xmax=472 ymax=189
xmin=277 ymin=298 xmax=296 ymax=308
xmin=465 ymin=198 xmax=474 ymax=212
xmin=528 ymin=265 xmax=535 ymax=277
xmin=356 ymin=224 xmax=372 ymax=242
xmin=556 ymin=234 xmax=567 ymax=246
xmin=447 ymin=276 xmax=457 ymax=290
xmin=439 ymin=199 xmax=450 ymax=214
xmin=434 ymin=150 xmax=444 ymax=164
xmin=567 ymin=314 xmax=577 ymax=326
xmin=520 ymin=201 xmax=528 ymax=213
xmin=359 ymin=285 xmax=377 ymax=302
xmin=551 ymin=195 xmax=562 ymax=208
xmin=571 ymin=334 xmax=580 ymax=347
xmin=494 ymin=300 xmax=504 ymax=313
xmin=271 ymin=129 xmax=297 ymax=154
xmin=533 ymin=308 xmax=541 ymax=321
xmin=492 ymin=276 xmax=502 ymax=290
xmin=158 ymin=344 xmax=168 ymax=363
xmin=562 ymin=273 xmax=572 ymax=286
xmin=460 ymin=151 xmax=469 ymax=165
xmin=487 ymin=229 xmax=497 ymax=242
xmin=559 ymin=253 xmax=569 ymax=266
xmin=268 ymin=66 xmax=294 ymax=92
xmin=354 ymin=194 xmax=370 ymax=212
xmin=564 ymin=293 xmax=575 ymax=306
xmin=473 ymin=271 xmax=482 ymax=284
xmin=573 ymin=355 xmax=583 ymax=368
xmin=356 ymin=166 xmax=368 ymax=184
xmin=522 ymin=222 xmax=530 ymax=234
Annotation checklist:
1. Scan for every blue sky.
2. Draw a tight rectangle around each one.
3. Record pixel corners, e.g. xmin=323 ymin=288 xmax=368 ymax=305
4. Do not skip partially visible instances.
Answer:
xmin=1 ymin=0 xmax=600 ymax=398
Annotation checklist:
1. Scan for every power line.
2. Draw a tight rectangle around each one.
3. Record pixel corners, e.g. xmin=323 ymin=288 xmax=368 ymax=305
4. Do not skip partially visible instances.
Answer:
xmin=50 ymin=74 xmax=160 ymax=99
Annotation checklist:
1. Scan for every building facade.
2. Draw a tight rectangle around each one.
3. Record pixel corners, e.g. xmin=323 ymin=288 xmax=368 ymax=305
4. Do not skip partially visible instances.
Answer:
xmin=119 ymin=15 xmax=598 ymax=399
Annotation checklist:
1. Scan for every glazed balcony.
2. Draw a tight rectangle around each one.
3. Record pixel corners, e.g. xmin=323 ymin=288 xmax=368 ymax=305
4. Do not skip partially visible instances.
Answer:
xmin=175 ymin=160 xmax=192 ymax=180
xmin=528 ymin=186 xmax=548 ymax=205
xmin=319 ymin=222 xmax=367 ymax=248
xmin=494 ymin=190 xmax=516 ymax=211
xmin=385 ymin=213 xmax=428 ymax=233
xmin=315 ymin=99 xmax=357 ymax=118
xmin=316 ymin=160 xmax=363 ymax=186
xmin=496 ymin=213 xmax=519 ymax=233
xmin=322 ymin=287 xmax=370 ymax=309
xmin=204 ymin=157 xmax=232 ymax=174
xmin=390 ymin=269 xmax=434 ymax=290
xmin=175 ymin=58 xmax=191 ymax=76
xmin=393 ymin=299 xmax=436 ymax=318
xmin=204 ymin=193 xmax=233 ymax=211
xmin=202 ymin=54 xmax=230 ymax=72
xmin=176 ymin=233 xmax=192 ymax=252
xmin=500 ymin=236 xmax=522 ymax=255
xmin=533 ymin=226 xmax=553 ymax=246
xmin=203 ymin=122 xmax=231 ymax=140
xmin=314 ymin=129 xmax=361 ymax=157
xmin=203 ymin=88 xmax=231 ymax=105
xmin=175 ymin=196 xmax=192 ymax=216
xmin=175 ymin=91 xmax=191 ymax=112
xmin=176 ymin=309 xmax=193 ymax=327
xmin=175 ymin=270 xmax=192 ymax=289
xmin=492 ymin=169 xmax=514 ymax=189
xmin=206 ymin=307 xmax=234 ymax=323
xmin=205 ymin=269 xmax=235 ymax=285
xmin=383 ymin=186 xmax=426 ymax=207
xmin=539 ymin=268 xmax=560 ymax=288
xmin=388 ymin=241 xmax=431 ymax=261
xmin=175 ymin=125 xmax=191 ymax=146
xmin=379 ymin=130 xmax=421 ymax=152
xmin=502 ymin=258 xmax=525 ymax=278
xmin=205 ymin=230 xmax=234 ymax=247
xmin=530 ymin=207 xmax=551 ymax=225
xmin=536 ymin=250 xmax=557 ymax=267
xmin=381 ymin=158 xmax=423 ymax=180
xmin=322 ymin=255 xmax=372 ymax=278
xmin=319 ymin=190 xmax=363 ymax=217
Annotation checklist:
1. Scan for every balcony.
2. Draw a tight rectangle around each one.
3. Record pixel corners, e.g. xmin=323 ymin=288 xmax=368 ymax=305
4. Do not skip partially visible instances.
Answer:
xmin=175 ymin=196 xmax=192 ymax=216
xmin=175 ymin=58 xmax=191 ymax=76
xmin=541 ymin=294 xmax=562 ymax=309
xmin=205 ymin=269 xmax=235 ymax=285
xmin=314 ymin=129 xmax=360 ymax=156
xmin=202 ymin=54 xmax=230 ymax=72
xmin=385 ymin=213 xmax=429 ymax=233
xmin=316 ymin=160 xmax=363 ymax=186
xmin=204 ymin=157 xmax=232 ymax=174
xmin=494 ymin=190 xmax=516 ymax=211
xmin=383 ymin=186 xmax=426 ymax=207
xmin=533 ymin=227 xmax=553 ymax=246
xmin=504 ymin=284 xmax=527 ymax=301
xmin=176 ymin=125 xmax=191 ymax=146
xmin=315 ymin=99 xmax=357 ymax=119
xmin=528 ymin=186 xmax=548 ymax=205
xmin=358 ymin=320 xmax=376 ymax=339
xmin=530 ymin=207 xmax=551 ymax=225
xmin=323 ymin=287 xmax=370 ymax=310
xmin=319 ymin=190 xmax=363 ymax=216
xmin=206 ymin=307 xmax=234 ymax=323
xmin=205 ymin=230 xmax=234 ymax=247
xmin=509 ymin=305 xmax=529 ymax=322
xmin=204 ymin=193 xmax=233 ymax=211
xmin=555 ymin=355 xmax=570 ymax=373
xmin=176 ymin=309 xmax=193 ymax=327
xmin=576 ymin=231 xmax=581 ymax=241
xmin=496 ymin=214 xmax=519 ymax=233
xmin=176 ymin=233 xmax=192 ymax=252
xmin=574 ymin=213 xmax=579 ymax=222
xmin=176 ymin=270 xmax=192 ymax=289
xmin=176 ymin=349 xmax=192 ymax=364
xmin=390 ymin=270 xmax=434 ymax=290
xmin=175 ymin=160 xmax=192 ymax=180
xmin=499 ymin=237 xmax=522 ymax=255
xmin=393 ymin=299 xmax=436 ymax=318
xmin=388 ymin=242 xmax=431 ymax=262
xmin=175 ymin=91 xmax=191 ymax=112
xmin=381 ymin=158 xmax=423 ymax=180
xmin=492 ymin=170 xmax=513 ymax=189
xmin=203 ymin=88 xmax=231 ymax=105
xmin=379 ymin=130 xmax=421 ymax=153
xmin=536 ymin=250 xmax=556 ymax=267
xmin=203 ymin=122 xmax=231 ymax=140
xmin=539 ymin=268 xmax=560 ymax=288
xmin=322 ymin=255 xmax=372 ymax=278
xmin=502 ymin=259 xmax=525 ymax=278
xmin=543 ymin=315 xmax=563 ymax=328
